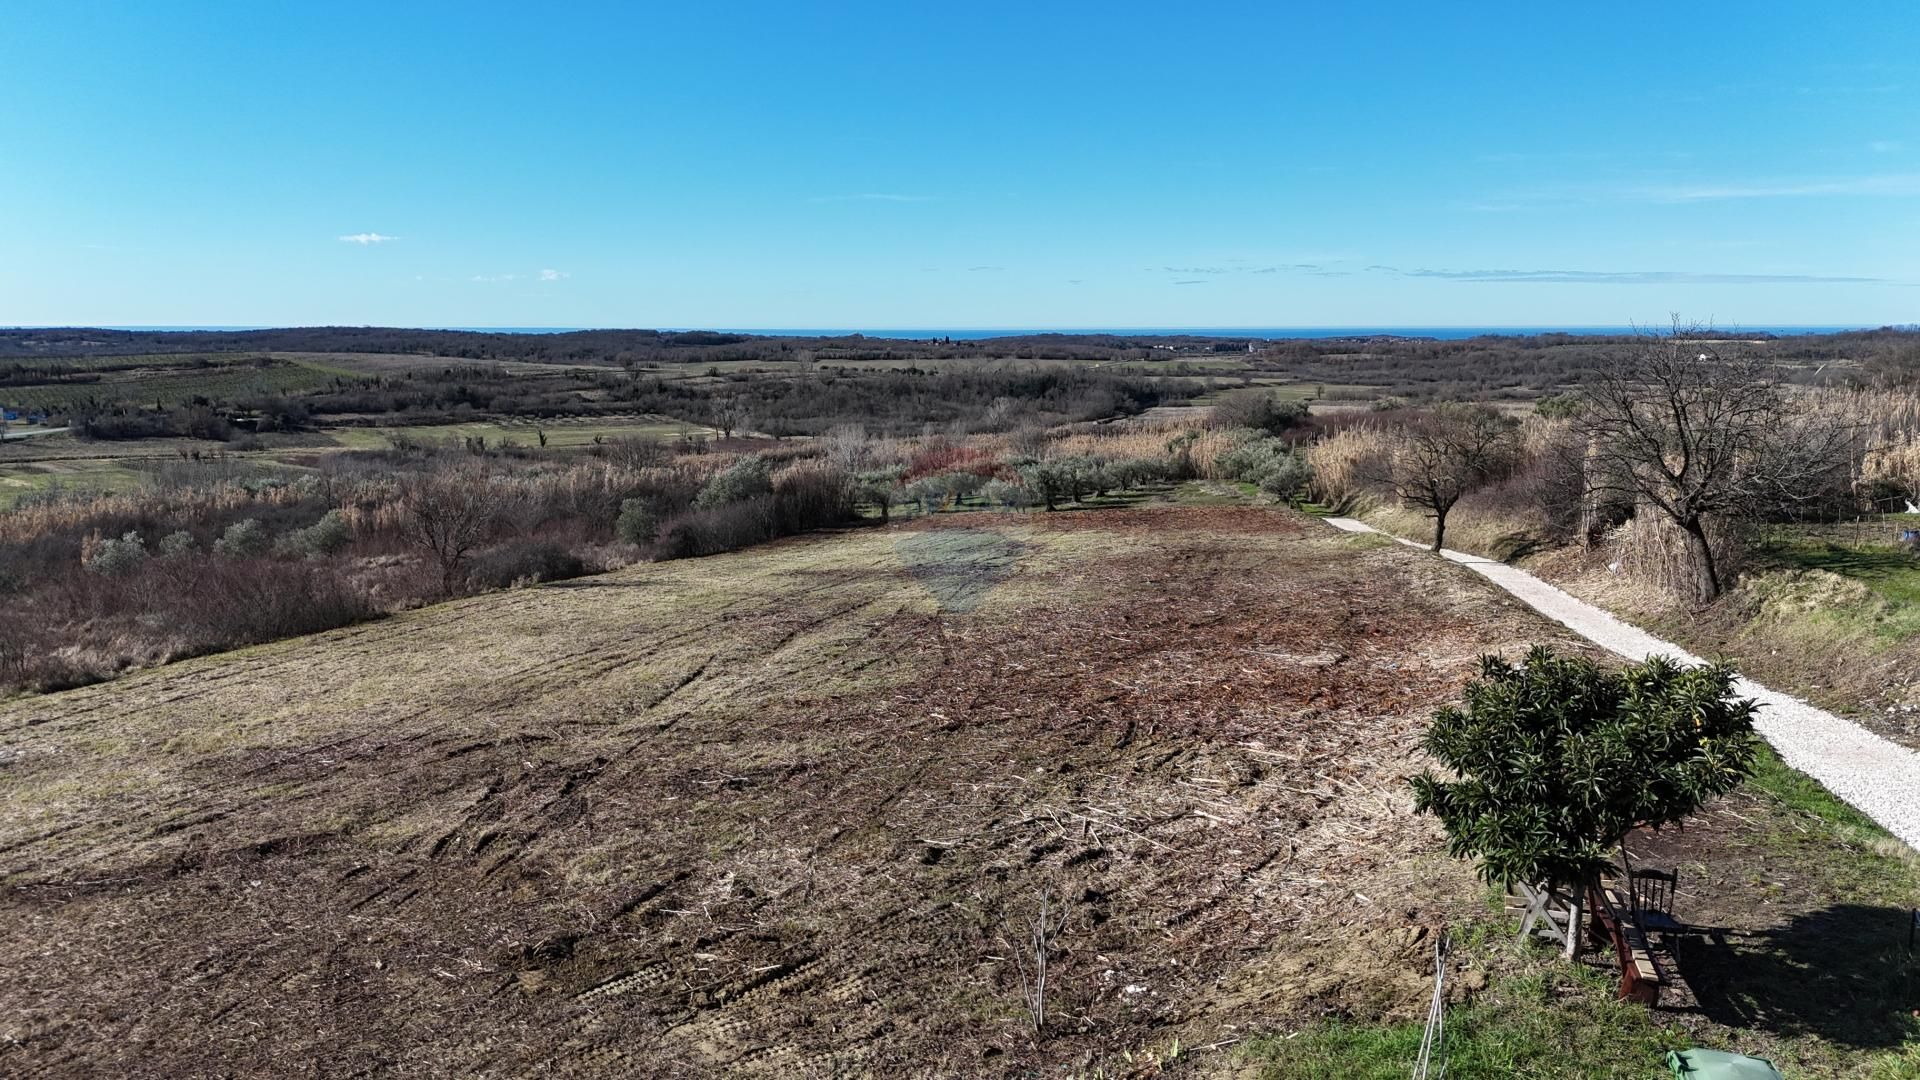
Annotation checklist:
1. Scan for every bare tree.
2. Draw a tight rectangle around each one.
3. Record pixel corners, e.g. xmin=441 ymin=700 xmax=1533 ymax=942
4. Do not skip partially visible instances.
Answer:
xmin=398 ymin=471 xmax=497 ymax=595
xmin=822 ymin=424 xmax=872 ymax=472
xmin=713 ymin=398 xmax=752 ymax=441
xmin=1581 ymin=325 xmax=1856 ymax=605
xmin=1371 ymin=404 xmax=1518 ymax=552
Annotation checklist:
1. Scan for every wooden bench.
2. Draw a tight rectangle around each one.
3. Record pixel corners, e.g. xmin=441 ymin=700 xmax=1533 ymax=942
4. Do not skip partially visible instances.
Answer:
xmin=1587 ymin=883 xmax=1667 ymax=1005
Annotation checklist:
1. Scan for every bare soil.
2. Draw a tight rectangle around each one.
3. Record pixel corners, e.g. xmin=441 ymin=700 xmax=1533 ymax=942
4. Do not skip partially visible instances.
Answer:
xmin=0 ymin=507 xmax=1572 ymax=1077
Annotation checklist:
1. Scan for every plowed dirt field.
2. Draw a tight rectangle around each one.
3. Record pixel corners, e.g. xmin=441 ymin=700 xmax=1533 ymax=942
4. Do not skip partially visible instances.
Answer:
xmin=0 ymin=506 xmax=1578 ymax=1077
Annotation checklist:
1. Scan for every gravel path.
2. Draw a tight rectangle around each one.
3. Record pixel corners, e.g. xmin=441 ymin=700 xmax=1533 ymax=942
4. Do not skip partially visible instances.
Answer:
xmin=1326 ymin=517 xmax=1920 ymax=851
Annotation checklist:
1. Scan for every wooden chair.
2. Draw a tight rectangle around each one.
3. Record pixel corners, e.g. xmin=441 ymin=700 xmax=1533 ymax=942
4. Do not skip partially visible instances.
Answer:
xmin=1629 ymin=868 xmax=1682 ymax=937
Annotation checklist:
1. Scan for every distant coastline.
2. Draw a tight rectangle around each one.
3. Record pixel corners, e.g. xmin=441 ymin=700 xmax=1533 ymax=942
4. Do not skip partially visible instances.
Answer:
xmin=3 ymin=323 xmax=1893 ymax=341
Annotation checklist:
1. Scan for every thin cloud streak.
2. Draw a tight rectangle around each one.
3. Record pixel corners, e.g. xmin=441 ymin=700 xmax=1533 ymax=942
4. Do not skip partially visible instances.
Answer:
xmin=339 ymin=232 xmax=399 ymax=245
xmin=1398 ymin=267 xmax=1890 ymax=285
xmin=1638 ymin=173 xmax=1920 ymax=201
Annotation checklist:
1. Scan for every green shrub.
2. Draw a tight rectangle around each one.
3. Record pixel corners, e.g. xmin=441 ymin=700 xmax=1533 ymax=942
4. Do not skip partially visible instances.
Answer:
xmin=694 ymin=455 xmax=774 ymax=508
xmin=157 ymin=530 xmax=198 ymax=557
xmin=1412 ymin=646 xmax=1759 ymax=890
xmin=1534 ymin=392 xmax=1582 ymax=419
xmin=84 ymin=531 xmax=147 ymax=575
xmin=616 ymin=497 xmax=661 ymax=545
xmin=1219 ymin=437 xmax=1314 ymax=496
xmin=213 ymin=518 xmax=271 ymax=557
xmin=275 ymin=510 xmax=352 ymax=558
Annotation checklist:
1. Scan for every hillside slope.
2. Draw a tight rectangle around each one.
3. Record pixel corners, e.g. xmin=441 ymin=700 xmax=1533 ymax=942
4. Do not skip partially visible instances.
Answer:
xmin=1 ymin=507 xmax=1567 ymax=1077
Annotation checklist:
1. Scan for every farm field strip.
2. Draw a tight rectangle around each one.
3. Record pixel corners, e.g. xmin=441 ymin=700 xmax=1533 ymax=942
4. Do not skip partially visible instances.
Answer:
xmin=322 ymin=414 xmax=713 ymax=449
xmin=0 ymin=358 xmax=357 ymax=412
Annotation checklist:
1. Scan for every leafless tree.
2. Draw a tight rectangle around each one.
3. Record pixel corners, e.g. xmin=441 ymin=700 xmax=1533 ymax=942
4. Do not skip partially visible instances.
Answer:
xmin=982 ymin=395 xmax=1019 ymax=429
xmin=822 ymin=424 xmax=872 ymax=471
xmin=712 ymin=397 xmax=753 ymax=440
xmin=1581 ymin=324 xmax=1857 ymax=605
xmin=398 ymin=471 xmax=497 ymax=595
xmin=1369 ymin=404 xmax=1519 ymax=552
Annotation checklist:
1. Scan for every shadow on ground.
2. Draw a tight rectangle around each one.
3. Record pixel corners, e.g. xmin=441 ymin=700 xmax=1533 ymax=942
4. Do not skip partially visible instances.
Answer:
xmin=1673 ymin=903 xmax=1920 ymax=1050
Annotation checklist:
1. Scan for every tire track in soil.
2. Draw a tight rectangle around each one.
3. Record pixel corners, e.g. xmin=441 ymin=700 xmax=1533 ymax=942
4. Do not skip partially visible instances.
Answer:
xmin=0 ymin=508 xmax=1567 ymax=1078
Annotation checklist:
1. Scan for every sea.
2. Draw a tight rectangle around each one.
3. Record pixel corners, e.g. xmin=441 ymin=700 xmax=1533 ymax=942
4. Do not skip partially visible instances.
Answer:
xmin=15 ymin=324 xmax=1897 ymax=340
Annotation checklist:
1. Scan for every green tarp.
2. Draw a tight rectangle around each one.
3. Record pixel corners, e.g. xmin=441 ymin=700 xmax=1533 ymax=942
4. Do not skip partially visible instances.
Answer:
xmin=1667 ymin=1048 xmax=1785 ymax=1079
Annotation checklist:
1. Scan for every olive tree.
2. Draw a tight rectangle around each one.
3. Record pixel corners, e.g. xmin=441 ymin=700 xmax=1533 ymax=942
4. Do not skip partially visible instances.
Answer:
xmin=855 ymin=469 xmax=902 ymax=522
xmin=1412 ymin=646 xmax=1758 ymax=950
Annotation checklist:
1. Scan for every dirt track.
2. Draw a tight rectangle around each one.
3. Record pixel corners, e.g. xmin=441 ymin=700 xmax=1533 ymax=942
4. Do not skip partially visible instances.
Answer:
xmin=0 ymin=507 xmax=1577 ymax=1077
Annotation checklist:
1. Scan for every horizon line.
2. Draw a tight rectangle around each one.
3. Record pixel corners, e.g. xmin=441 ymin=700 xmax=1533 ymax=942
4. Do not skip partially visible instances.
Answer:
xmin=2 ymin=323 xmax=1893 ymax=334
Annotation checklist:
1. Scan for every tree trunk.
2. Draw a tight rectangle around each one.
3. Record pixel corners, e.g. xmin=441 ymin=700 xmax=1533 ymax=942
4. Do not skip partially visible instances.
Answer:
xmin=1679 ymin=517 xmax=1721 ymax=605
xmin=1430 ymin=505 xmax=1449 ymax=553
xmin=1563 ymin=885 xmax=1584 ymax=959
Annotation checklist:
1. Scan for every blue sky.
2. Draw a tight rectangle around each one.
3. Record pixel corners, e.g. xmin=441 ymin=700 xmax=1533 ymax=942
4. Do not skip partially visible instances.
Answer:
xmin=3 ymin=1 xmax=1917 ymax=329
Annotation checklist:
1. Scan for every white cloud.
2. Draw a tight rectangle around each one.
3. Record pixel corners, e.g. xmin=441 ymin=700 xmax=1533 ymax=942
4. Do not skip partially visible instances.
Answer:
xmin=1635 ymin=173 xmax=1920 ymax=201
xmin=339 ymin=232 xmax=399 ymax=245
xmin=1399 ymin=267 xmax=1889 ymax=285
xmin=538 ymin=268 xmax=568 ymax=281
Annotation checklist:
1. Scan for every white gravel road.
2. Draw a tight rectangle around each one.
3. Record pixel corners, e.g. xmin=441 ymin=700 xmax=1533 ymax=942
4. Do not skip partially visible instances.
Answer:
xmin=1326 ymin=517 xmax=1920 ymax=852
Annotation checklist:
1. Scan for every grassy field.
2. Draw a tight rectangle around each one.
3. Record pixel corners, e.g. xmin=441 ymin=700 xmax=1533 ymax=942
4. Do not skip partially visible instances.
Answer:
xmin=267 ymin=351 xmax=615 ymax=376
xmin=0 ymin=432 xmax=322 ymax=507
xmin=0 ymin=414 xmax=711 ymax=506
xmin=0 ymin=456 xmax=154 ymax=505
xmin=321 ymin=414 xmax=712 ymax=450
xmin=0 ymin=354 xmax=357 ymax=412
xmin=1752 ymin=521 xmax=1920 ymax=626
xmin=1187 ymin=379 xmax=1382 ymax=406
xmin=1244 ymin=743 xmax=1920 ymax=1079
xmin=3 ymin=503 xmax=1915 ymax=1076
